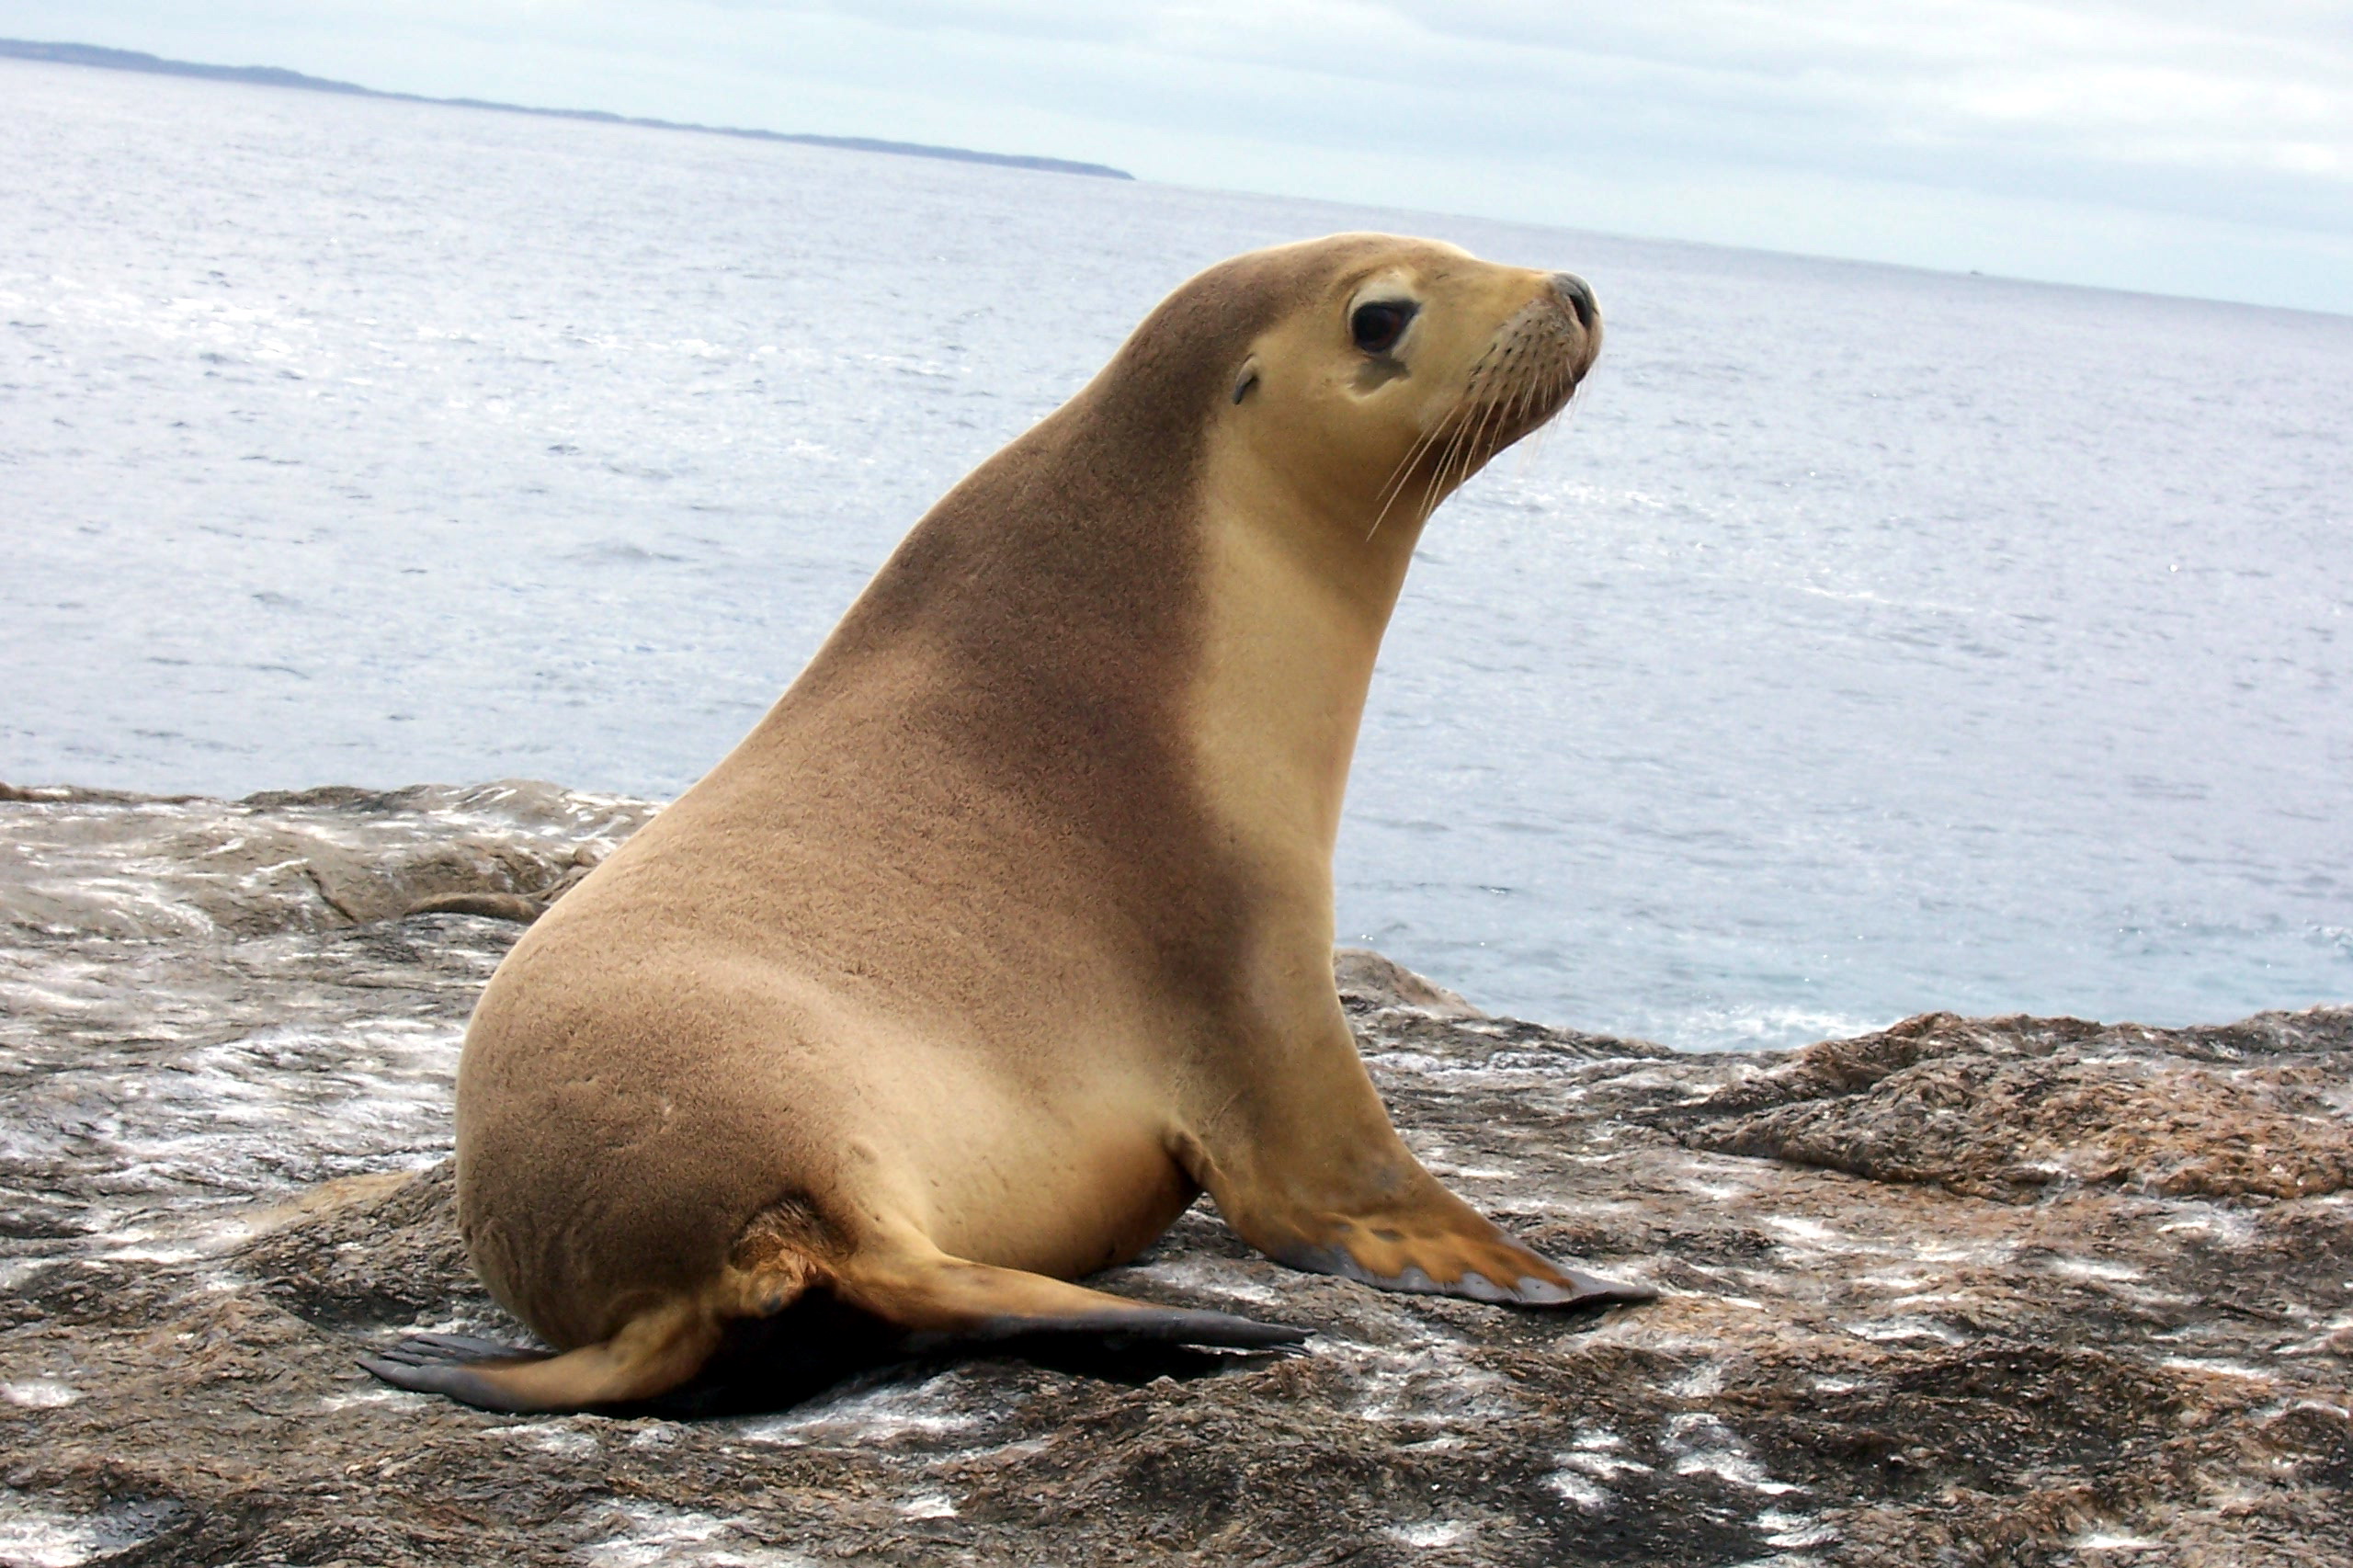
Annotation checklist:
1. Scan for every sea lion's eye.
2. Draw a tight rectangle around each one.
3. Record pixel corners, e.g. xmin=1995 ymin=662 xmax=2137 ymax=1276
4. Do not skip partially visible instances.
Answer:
xmin=1350 ymin=301 xmax=1415 ymax=356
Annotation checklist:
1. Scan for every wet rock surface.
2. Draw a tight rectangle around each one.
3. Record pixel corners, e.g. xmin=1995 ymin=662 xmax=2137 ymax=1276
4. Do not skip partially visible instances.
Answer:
xmin=3 ymin=783 xmax=2348 ymax=1566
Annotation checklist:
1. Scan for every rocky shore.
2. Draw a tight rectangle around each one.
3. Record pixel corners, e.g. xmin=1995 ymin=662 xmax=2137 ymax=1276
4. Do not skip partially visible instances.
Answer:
xmin=3 ymin=782 xmax=2347 ymax=1566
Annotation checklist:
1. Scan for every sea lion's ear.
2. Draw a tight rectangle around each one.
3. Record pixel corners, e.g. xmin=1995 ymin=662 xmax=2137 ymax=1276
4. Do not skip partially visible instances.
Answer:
xmin=1231 ymin=357 xmax=1261 ymax=404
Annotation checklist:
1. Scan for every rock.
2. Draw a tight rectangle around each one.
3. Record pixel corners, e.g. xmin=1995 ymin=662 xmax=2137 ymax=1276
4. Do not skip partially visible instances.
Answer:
xmin=2 ymin=782 xmax=2347 ymax=1565
xmin=1335 ymin=947 xmax=1487 ymax=1017
xmin=1674 ymin=1009 xmax=2353 ymax=1203
xmin=0 ymin=779 xmax=654 ymax=939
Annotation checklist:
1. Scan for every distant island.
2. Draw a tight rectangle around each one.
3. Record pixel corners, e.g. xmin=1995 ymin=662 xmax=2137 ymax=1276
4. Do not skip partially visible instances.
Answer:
xmin=0 ymin=38 xmax=1135 ymax=181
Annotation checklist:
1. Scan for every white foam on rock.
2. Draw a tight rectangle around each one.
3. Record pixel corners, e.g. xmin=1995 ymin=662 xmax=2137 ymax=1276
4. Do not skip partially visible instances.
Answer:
xmin=731 ymin=1374 xmax=990 ymax=1447
xmin=2154 ymin=1203 xmax=2257 ymax=1247
xmin=503 ymin=1423 xmax=599 ymax=1459
xmin=578 ymin=1501 xmax=816 ymax=1568
xmin=1840 ymin=1317 xmax=1968 ymax=1346
xmin=1337 ymin=1335 xmax=1521 ymax=1426
xmin=1762 ymin=1216 xmax=1844 ymax=1247
xmin=2160 ymin=1357 xmax=2274 ymax=1381
xmin=2070 ymin=1529 xmax=2162 ymax=1552
xmin=1124 ymin=1255 xmax=1285 ymax=1307
xmin=1386 ymin=1520 xmax=1470 ymax=1548
xmin=0 ymin=1493 xmax=173 ymax=1568
xmin=316 ymin=1388 xmax=401 ymax=1411
xmin=1662 ymin=1414 xmax=1801 ymax=1496
xmin=1544 ymin=1468 xmax=1613 ymax=1511
xmin=582 ymin=1506 xmax=726 ymax=1568
xmin=2047 ymin=1256 xmax=2144 ymax=1282
xmin=1668 ymin=1361 xmax=1726 ymax=1398
xmin=1758 ymin=1507 xmax=1837 ymax=1548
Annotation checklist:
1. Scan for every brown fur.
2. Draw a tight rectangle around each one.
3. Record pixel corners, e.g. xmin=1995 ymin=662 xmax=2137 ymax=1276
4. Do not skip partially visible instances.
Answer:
xmin=367 ymin=235 xmax=1652 ymax=1415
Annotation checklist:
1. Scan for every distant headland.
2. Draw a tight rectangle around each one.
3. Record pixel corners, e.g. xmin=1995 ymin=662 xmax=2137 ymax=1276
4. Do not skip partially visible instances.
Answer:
xmin=0 ymin=38 xmax=1136 ymax=181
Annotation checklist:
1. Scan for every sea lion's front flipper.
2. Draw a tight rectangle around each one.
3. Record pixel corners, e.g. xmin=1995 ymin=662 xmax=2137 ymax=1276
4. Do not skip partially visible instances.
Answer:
xmin=835 ymin=1251 xmax=1307 ymax=1350
xmin=1195 ymin=1125 xmax=1654 ymax=1311
xmin=360 ymin=1304 xmax=722 ymax=1414
xmin=1272 ymin=1187 xmax=1657 ymax=1310
xmin=1178 ymin=1004 xmax=1657 ymax=1312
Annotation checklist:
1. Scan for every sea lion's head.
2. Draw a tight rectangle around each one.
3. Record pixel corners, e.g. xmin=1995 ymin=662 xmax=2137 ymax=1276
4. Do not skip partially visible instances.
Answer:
xmin=1211 ymin=234 xmax=1601 ymax=534
xmin=1063 ymin=233 xmax=1598 ymax=544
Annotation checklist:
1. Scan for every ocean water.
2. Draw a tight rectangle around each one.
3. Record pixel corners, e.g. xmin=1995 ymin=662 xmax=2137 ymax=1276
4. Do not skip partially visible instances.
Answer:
xmin=5 ymin=57 xmax=2348 ymax=1049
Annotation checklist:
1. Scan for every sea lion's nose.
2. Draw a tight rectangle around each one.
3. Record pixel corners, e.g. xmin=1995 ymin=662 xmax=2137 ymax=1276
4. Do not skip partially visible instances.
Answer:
xmin=1552 ymin=272 xmax=1597 ymax=331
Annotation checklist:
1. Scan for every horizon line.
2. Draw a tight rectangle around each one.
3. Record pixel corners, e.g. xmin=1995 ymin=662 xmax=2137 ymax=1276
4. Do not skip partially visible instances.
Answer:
xmin=0 ymin=37 xmax=1136 ymax=182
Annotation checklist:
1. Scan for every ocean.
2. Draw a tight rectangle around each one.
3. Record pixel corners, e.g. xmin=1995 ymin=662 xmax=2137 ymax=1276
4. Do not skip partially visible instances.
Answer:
xmin=6 ymin=55 xmax=2348 ymax=1049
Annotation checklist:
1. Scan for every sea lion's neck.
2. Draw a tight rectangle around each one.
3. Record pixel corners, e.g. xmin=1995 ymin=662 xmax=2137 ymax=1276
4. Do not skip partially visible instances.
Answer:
xmin=1188 ymin=438 xmax=1427 ymax=902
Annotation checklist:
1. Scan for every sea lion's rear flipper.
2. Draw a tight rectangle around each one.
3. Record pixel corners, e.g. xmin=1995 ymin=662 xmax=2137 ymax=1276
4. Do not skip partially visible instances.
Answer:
xmin=835 ymin=1252 xmax=1307 ymax=1350
xmin=359 ymin=1305 xmax=722 ymax=1414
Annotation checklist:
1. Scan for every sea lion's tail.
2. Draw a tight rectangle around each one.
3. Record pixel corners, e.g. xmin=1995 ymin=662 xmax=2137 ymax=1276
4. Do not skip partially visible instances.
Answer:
xmin=358 ymin=1301 xmax=727 ymax=1414
xmin=360 ymin=1242 xmax=1302 ymax=1414
xmin=359 ymin=1229 xmax=823 ymax=1413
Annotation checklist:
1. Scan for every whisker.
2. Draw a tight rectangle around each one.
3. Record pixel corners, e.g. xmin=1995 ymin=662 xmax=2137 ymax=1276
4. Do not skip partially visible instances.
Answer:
xmin=1380 ymin=404 xmax=1457 ymax=512
xmin=1438 ymin=403 xmax=1486 ymax=503
xmin=1377 ymin=354 xmax=1483 ymax=516
xmin=1429 ymin=358 xmax=1492 ymax=504
xmin=1367 ymin=360 xmax=1485 ymax=541
xmin=1507 ymin=379 xmax=1545 ymax=473
xmin=1452 ymin=374 xmax=1511 ymax=494
xmin=1366 ymin=405 xmax=1458 ymax=541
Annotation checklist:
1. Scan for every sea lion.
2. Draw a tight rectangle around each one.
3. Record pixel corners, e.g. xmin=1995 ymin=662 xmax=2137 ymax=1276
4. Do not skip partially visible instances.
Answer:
xmin=364 ymin=233 xmax=1654 ymax=1414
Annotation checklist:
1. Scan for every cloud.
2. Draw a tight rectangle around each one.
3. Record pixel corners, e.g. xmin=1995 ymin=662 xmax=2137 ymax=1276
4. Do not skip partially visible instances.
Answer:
xmin=628 ymin=1 xmax=2353 ymax=234
xmin=12 ymin=0 xmax=2352 ymax=308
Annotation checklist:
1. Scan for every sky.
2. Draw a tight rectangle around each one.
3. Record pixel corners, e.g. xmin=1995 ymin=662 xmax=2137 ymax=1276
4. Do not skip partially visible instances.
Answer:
xmin=9 ymin=1 xmax=2352 ymax=314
